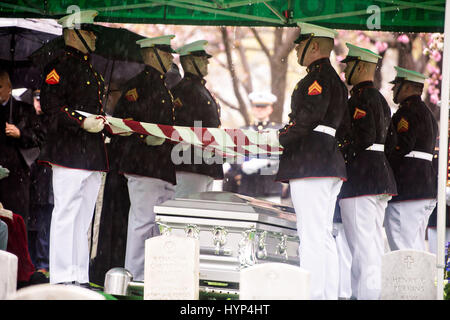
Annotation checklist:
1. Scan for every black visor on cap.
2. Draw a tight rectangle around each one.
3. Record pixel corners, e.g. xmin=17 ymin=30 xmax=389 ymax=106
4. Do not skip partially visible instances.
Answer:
xmin=341 ymin=56 xmax=359 ymax=63
xmin=155 ymin=44 xmax=176 ymax=53
xmin=389 ymin=77 xmax=404 ymax=84
xmin=294 ymin=33 xmax=313 ymax=44
xmin=191 ymin=50 xmax=212 ymax=59
xmin=77 ymin=24 xmax=101 ymax=35
xmin=253 ymin=103 xmax=271 ymax=108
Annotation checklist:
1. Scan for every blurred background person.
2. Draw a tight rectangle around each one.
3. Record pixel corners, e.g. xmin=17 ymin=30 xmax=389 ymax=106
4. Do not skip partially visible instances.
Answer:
xmin=27 ymin=89 xmax=53 ymax=275
xmin=223 ymin=91 xmax=287 ymax=204
xmin=0 ymin=70 xmax=44 ymax=228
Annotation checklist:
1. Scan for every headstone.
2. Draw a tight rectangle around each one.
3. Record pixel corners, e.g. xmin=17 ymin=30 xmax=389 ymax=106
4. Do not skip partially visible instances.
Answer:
xmin=240 ymin=263 xmax=310 ymax=300
xmin=0 ymin=250 xmax=18 ymax=300
xmin=8 ymin=283 xmax=105 ymax=300
xmin=381 ymin=250 xmax=437 ymax=300
xmin=144 ymin=235 xmax=199 ymax=300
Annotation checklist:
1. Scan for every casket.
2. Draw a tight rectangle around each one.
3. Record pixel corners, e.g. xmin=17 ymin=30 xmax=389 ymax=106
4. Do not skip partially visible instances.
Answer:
xmin=154 ymin=191 xmax=299 ymax=298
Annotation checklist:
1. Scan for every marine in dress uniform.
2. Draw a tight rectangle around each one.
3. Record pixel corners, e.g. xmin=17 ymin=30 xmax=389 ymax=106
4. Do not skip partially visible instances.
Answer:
xmin=384 ymin=67 xmax=438 ymax=251
xmin=111 ymin=35 xmax=177 ymax=281
xmin=38 ymin=10 xmax=108 ymax=285
xmin=338 ymin=44 xmax=397 ymax=300
xmin=171 ymin=40 xmax=223 ymax=198
xmin=273 ymin=22 xmax=348 ymax=300
xmin=224 ymin=91 xmax=284 ymax=203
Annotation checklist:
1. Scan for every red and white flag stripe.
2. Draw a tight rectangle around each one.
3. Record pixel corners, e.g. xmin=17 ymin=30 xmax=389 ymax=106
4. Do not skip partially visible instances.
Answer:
xmin=77 ymin=111 xmax=283 ymax=159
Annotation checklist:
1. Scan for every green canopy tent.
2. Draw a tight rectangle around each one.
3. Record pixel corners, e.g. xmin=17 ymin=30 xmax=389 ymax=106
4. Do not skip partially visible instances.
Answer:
xmin=0 ymin=0 xmax=448 ymax=299
xmin=0 ymin=0 xmax=446 ymax=31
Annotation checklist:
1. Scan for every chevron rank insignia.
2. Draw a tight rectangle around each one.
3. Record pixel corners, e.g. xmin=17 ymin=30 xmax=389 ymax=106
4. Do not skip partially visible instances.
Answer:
xmin=173 ymin=97 xmax=183 ymax=108
xmin=125 ymin=88 xmax=138 ymax=102
xmin=45 ymin=69 xmax=60 ymax=85
xmin=308 ymin=80 xmax=322 ymax=95
xmin=397 ymin=117 xmax=409 ymax=133
xmin=353 ymin=107 xmax=367 ymax=120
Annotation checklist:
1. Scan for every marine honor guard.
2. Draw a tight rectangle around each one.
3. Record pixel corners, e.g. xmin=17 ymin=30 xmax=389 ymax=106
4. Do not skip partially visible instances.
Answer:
xmin=111 ymin=35 xmax=177 ymax=281
xmin=171 ymin=40 xmax=223 ymax=198
xmin=274 ymin=22 xmax=348 ymax=300
xmin=384 ymin=67 xmax=438 ymax=251
xmin=38 ymin=10 xmax=108 ymax=286
xmin=338 ymin=43 xmax=397 ymax=300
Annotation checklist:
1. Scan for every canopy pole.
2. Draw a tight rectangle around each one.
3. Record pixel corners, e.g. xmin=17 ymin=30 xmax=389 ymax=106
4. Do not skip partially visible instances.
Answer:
xmin=436 ymin=0 xmax=450 ymax=301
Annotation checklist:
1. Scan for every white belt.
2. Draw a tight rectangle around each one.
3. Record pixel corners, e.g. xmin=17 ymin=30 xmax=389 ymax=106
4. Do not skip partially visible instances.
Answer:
xmin=404 ymin=150 xmax=433 ymax=162
xmin=366 ymin=144 xmax=385 ymax=152
xmin=313 ymin=125 xmax=336 ymax=137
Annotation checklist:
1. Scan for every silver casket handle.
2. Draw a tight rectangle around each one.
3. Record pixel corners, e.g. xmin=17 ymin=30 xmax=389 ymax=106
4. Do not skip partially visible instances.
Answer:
xmin=157 ymin=222 xmax=172 ymax=236
xmin=238 ymin=228 xmax=257 ymax=269
xmin=276 ymin=234 xmax=289 ymax=261
xmin=256 ymin=231 xmax=267 ymax=260
xmin=185 ymin=224 xmax=200 ymax=239
xmin=212 ymin=226 xmax=228 ymax=255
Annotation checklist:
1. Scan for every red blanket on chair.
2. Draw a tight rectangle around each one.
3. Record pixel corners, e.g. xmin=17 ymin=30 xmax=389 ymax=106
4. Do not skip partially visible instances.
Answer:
xmin=1 ymin=213 xmax=35 ymax=282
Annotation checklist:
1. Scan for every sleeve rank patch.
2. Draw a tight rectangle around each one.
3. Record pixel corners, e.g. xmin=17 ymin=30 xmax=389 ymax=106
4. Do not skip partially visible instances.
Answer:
xmin=125 ymin=88 xmax=138 ymax=102
xmin=45 ymin=69 xmax=60 ymax=85
xmin=353 ymin=107 xmax=367 ymax=120
xmin=397 ymin=117 xmax=409 ymax=133
xmin=308 ymin=80 xmax=322 ymax=95
xmin=173 ymin=97 xmax=183 ymax=108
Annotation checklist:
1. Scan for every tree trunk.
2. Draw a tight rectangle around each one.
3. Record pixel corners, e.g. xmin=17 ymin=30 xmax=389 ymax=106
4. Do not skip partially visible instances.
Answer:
xmin=270 ymin=59 xmax=288 ymax=123
xmin=220 ymin=26 xmax=250 ymax=125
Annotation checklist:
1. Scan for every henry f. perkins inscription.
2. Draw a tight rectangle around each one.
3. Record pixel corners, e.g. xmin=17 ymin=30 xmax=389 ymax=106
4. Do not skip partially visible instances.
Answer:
xmin=144 ymin=235 xmax=199 ymax=300
xmin=381 ymin=250 xmax=436 ymax=300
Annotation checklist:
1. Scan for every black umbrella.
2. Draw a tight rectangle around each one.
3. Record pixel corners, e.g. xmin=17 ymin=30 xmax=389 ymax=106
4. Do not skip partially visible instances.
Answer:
xmin=30 ymin=25 xmax=150 ymax=112
xmin=31 ymin=25 xmax=183 ymax=113
xmin=31 ymin=26 xmax=145 ymax=83
xmin=0 ymin=19 xmax=61 ymax=122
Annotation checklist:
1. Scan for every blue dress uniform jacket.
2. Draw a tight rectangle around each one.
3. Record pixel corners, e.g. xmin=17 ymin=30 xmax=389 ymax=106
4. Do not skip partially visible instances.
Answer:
xmin=386 ymin=95 xmax=438 ymax=202
xmin=276 ymin=58 xmax=348 ymax=182
xmin=112 ymin=65 xmax=176 ymax=185
xmin=38 ymin=46 xmax=108 ymax=171
xmin=339 ymin=81 xmax=397 ymax=198
xmin=171 ymin=73 xmax=223 ymax=180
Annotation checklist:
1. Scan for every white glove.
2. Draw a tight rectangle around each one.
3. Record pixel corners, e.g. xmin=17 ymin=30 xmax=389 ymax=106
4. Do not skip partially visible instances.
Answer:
xmin=145 ymin=135 xmax=165 ymax=146
xmin=223 ymin=162 xmax=231 ymax=174
xmin=260 ymin=129 xmax=279 ymax=146
xmin=0 ymin=166 xmax=9 ymax=180
xmin=242 ymin=158 xmax=269 ymax=175
xmin=81 ymin=115 xmax=105 ymax=133
xmin=446 ymin=186 xmax=450 ymax=206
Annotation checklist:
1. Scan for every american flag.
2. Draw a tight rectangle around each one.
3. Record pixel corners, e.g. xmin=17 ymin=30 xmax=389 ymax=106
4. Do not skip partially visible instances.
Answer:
xmin=77 ymin=111 xmax=283 ymax=159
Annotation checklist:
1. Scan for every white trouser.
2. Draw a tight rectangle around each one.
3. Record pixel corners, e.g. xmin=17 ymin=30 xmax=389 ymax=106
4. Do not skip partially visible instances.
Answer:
xmin=175 ymin=171 xmax=214 ymax=198
xmin=339 ymin=195 xmax=391 ymax=300
xmin=290 ymin=177 xmax=343 ymax=300
xmin=49 ymin=166 xmax=102 ymax=284
xmin=427 ymin=227 xmax=450 ymax=254
xmin=124 ymin=174 xmax=175 ymax=281
xmin=333 ymin=222 xmax=352 ymax=299
xmin=385 ymin=199 xmax=436 ymax=251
